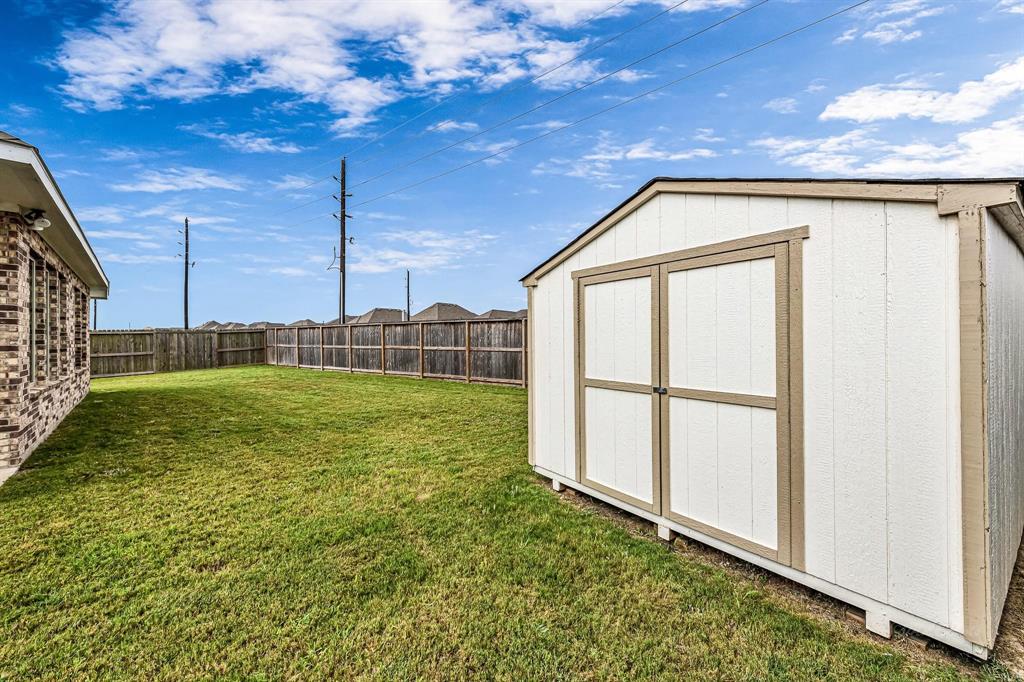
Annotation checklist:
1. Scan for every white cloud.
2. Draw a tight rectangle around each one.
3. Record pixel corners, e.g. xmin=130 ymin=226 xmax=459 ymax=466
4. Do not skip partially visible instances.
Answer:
xmin=836 ymin=0 xmax=946 ymax=44
xmin=498 ymin=1 xmax=623 ymax=27
xmin=751 ymin=115 xmax=1024 ymax=177
xmin=997 ymin=0 xmax=1024 ymax=13
xmin=535 ymin=134 xmax=716 ymax=184
xmin=88 ymin=229 xmax=155 ymax=240
xmin=53 ymin=0 xmax=650 ymax=134
xmin=763 ymin=97 xmax=798 ymax=114
xmin=833 ymin=28 xmax=858 ymax=44
xmin=98 ymin=252 xmax=178 ymax=264
xmin=751 ymin=129 xmax=880 ymax=175
xmin=239 ymin=265 xmax=316 ymax=277
xmin=57 ymin=168 xmax=92 ymax=178
xmin=78 ymin=205 xmax=129 ymax=223
xmin=180 ymin=124 xmax=302 ymax=153
xmin=462 ymin=138 xmax=522 ymax=165
xmin=517 ymin=119 xmax=571 ymax=131
xmin=7 ymin=103 xmax=37 ymax=117
xmin=111 ymin=167 xmax=245 ymax=192
xmin=100 ymin=147 xmax=142 ymax=162
xmin=693 ymin=127 xmax=725 ymax=142
xmin=271 ymin=174 xmax=318 ymax=190
xmin=433 ymin=119 xmax=480 ymax=132
xmin=821 ymin=56 xmax=1024 ymax=124
xmin=351 ymin=228 xmax=496 ymax=273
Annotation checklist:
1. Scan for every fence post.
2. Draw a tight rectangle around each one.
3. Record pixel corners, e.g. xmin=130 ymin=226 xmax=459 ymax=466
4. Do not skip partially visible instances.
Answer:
xmin=213 ymin=331 xmax=220 ymax=368
xmin=465 ymin=320 xmax=471 ymax=383
xmin=150 ymin=331 xmax=157 ymax=374
xmin=295 ymin=328 xmax=300 ymax=368
xmin=418 ymin=322 xmax=424 ymax=379
xmin=521 ymin=318 xmax=527 ymax=388
xmin=347 ymin=325 xmax=353 ymax=373
xmin=380 ymin=323 xmax=386 ymax=375
xmin=319 ymin=326 xmax=324 ymax=371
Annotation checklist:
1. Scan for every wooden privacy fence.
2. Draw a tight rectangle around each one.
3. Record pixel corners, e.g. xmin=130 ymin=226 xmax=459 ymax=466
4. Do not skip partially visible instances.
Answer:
xmin=266 ymin=319 xmax=527 ymax=386
xmin=91 ymin=329 xmax=267 ymax=378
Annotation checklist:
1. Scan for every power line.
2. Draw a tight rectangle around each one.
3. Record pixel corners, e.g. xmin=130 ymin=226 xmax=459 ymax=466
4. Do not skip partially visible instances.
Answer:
xmin=349 ymin=0 xmax=872 ymax=211
xmin=266 ymin=191 xmax=335 ymax=219
xmin=349 ymin=0 xmax=696 ymax=170
xmin=282 ymin=0 xmax=685 ymax=195
xmin=348 ymin=0 xmax=770 ymax=192
xmin=261 ymin=0 xmax=709 ymax=220
xmin=283 ymin=0 xmax=631 ymax=190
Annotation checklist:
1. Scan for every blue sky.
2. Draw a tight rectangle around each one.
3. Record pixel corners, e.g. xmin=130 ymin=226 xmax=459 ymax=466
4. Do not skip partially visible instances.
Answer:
xmin=2 ymin=0 xmax=1022 ymax=328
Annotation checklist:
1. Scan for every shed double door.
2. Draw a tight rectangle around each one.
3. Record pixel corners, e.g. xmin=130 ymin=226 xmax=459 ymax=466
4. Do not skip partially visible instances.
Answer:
xmin=575 ymin=239 xmax=800 ymax=564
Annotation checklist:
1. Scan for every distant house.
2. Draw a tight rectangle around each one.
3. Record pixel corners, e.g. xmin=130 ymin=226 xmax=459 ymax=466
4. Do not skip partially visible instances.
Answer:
xmin=247 ymin=321 xmax=284 ymax=329
xmin=289 ymin=319 xmax=319 ymax=327
xmin=194 ymin=320 xmax=222 ymax=330
xmin=0 ymin=131 xmax=109 ymax=482
xmin=351 ymin=308 xmax=404 ymax=324
xmin=476 ymin=309 xmax=523 ymax=320
xmin=411 ymin=302 xmax=475 ymax=321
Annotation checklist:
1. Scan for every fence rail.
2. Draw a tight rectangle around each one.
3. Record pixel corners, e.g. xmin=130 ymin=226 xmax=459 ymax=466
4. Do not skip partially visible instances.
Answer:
xmin=90 ymin=329 xmax=266 ymax=378
xmin=266 ymin=319 xmax=527 ymax=386
xmin=91 ymin=319 xmax=527 ymax=386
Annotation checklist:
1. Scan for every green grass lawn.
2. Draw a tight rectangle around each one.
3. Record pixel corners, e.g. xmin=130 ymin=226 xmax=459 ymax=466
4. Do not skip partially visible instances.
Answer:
xmin=0 ymin=366 xmax=1006 ymax=680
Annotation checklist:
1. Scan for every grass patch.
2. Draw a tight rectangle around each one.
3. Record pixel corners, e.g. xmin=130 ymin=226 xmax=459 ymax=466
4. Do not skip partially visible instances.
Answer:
xmin=0 ymin=366 xmax=1000 ymax=679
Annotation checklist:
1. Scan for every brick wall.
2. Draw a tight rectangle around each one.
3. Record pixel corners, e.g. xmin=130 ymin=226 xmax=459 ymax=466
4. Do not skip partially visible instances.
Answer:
xmin=0 ymin=211 xmax=91 ymax=475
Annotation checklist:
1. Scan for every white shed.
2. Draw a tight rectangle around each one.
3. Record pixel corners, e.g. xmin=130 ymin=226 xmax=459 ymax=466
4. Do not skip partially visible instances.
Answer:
xmin=522 ymin=178 xmax=1024 ymax=658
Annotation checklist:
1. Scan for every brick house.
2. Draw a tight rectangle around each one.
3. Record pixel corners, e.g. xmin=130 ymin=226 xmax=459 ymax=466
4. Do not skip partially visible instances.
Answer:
xmin=0 ymin=131 xmax=109 ymax=483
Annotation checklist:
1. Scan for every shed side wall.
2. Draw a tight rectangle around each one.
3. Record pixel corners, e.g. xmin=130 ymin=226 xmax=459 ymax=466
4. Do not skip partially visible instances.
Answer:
xmin=530 ymin=192 xmax=964 ymax=632
xmin=985 ymin=209 xmax=1024 ymax=635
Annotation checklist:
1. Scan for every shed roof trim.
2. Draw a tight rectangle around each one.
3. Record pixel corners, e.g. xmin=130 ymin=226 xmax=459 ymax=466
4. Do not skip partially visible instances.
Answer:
xmin=521 ymin=177 xmax=1024 ymax=286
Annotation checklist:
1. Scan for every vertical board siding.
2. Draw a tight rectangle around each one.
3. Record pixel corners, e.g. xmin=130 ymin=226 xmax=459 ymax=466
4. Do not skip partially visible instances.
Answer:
xmin=831 ymin=200 xmax=888 ymax=603
xmin=265 ymin=321 xmax=527 ymax=384
xmin=530 ymin=190 xmax=964 ymax=632
xmin=886 ymin=203 xmax=961 ymax=627
xmin=667 ymin=399 xmax=778 ymax=549
xmin=91 ymin=330 xmax=266 ymax=377
xmin=985 ymin=212 xmax=1024 ymax=631
xmin=586 ymin=387 xmax=653 ymax=503
xmin=667 ymin=260 xmax=775 ymax=394
xmin=791 ymin=198 xmax=836 ymax=584
xmin=584 ymin=277 xmax=652 ymax=384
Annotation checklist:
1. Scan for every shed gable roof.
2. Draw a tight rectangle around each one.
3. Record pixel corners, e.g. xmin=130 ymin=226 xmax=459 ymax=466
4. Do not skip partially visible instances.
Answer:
xmin=521 ymin=177 xmax=1024 ymax=286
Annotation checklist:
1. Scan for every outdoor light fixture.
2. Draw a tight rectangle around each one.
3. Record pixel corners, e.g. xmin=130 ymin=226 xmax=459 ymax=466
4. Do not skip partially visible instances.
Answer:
xmin=22 ymin=209 xmax=50 ymax=232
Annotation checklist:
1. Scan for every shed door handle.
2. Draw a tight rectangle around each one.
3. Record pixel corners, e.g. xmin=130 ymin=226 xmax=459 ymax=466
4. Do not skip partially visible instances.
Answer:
xmin=653 ymin=386 xmax=667 ymax=395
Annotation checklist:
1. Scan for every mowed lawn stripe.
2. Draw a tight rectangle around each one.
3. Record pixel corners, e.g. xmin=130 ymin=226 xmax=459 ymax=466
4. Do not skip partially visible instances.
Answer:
xmin=0 ymin=366 xmax=988 ymax=680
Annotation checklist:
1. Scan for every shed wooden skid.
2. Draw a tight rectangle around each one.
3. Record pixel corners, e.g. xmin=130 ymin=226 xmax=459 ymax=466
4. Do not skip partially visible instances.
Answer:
xmin=522 ymin=178 xmax=1024 ymax=658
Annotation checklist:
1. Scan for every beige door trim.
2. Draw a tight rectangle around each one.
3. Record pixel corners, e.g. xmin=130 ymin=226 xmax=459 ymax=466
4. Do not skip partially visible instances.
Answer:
xmin=572 ymin=230 xmax=807 ymax=563
xmin=655 ymin=237 xmax=806 ymax=567
xmin=571 ymin=226 xmax=807 ymax=281
xmin=574 ymin=266 xmax=662 ymax=514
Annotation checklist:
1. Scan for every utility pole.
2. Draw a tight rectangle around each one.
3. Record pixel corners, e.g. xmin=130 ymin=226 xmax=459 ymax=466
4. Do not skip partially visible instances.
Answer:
xmin=178 ymin=217 xmax=194 ymax=330
xmin=405 ymin=269 xmax=411 ymax=321
xmin=333 ymin=158 xmax=351 ymax=324
xmin=92 ymin=299 xmax=97 ymax=330
xmin=183 ymin=217 xmax=190 ymax=329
